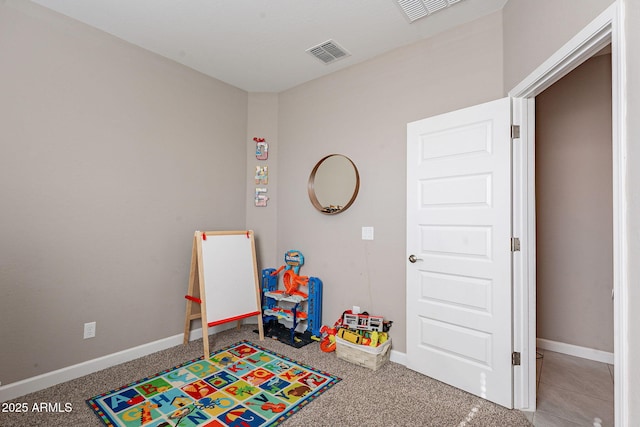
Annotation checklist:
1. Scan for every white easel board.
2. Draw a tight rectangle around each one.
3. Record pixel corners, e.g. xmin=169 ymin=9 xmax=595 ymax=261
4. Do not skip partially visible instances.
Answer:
xmin=183 ymin=230 xmax=264 ymax=358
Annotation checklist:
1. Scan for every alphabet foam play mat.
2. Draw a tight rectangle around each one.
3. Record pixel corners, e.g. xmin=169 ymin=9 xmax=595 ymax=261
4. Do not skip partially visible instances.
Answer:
xmin=87 ymin=341 xmax=340 ymax=427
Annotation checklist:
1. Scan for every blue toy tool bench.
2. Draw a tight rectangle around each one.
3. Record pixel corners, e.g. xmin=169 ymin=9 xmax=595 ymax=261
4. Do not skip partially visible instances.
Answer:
xmin=260 ymin=267 xmax=323 ymax=348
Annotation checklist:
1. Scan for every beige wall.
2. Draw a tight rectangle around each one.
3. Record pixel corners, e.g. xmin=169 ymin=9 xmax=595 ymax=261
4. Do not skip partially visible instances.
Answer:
xmin=535 ymin=54 xmax=613 ymax=352
xmin=623 ymin=0 xmax=640 ymax=419
xmin=503 ymin=0 xmax=615 ymax=92
xmin=277 ymin=12 xmax=504 ymax=353
xmin=0 ymin=1 xmax=248 ymax=384
xmin=246 ymin=93 xmax=279 ymax=271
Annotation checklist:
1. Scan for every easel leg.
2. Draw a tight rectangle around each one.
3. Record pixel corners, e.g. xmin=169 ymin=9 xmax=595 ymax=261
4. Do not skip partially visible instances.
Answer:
xmin=183 ymin=299 xmax=192 ymax=345
xmin=257 ymin=314 xmax=265 ymax=341
xmin=202 ymin=322 xmax=210 ymax=358
xmin=184 ymin=235 xmax=201 ymax=346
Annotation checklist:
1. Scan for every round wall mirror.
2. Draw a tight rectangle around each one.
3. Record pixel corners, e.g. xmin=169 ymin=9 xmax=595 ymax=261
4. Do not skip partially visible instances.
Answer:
xmin=308 ymin=154 xmax=360 ymax=214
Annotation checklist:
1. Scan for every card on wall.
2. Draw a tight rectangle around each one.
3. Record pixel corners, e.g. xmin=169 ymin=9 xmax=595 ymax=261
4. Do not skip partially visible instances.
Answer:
xmin=255 ymin=165 xmax=268 ymax=185
xmin=255 ymin=187 xmax=269 ymax=207
xmin=254 ymin=137 xmax=268 ymax=160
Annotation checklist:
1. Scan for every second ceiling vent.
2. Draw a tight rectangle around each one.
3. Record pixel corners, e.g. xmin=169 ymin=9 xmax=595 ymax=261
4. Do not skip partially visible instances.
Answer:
xmin=306 ymin=40 xmax=351 ymax=64
xmin=397 ymin=0 xmax=464 ymax=23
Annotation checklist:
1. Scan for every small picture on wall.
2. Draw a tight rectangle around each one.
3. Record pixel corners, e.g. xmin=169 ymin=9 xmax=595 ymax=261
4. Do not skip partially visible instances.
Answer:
xmin=254 ymin=137 xmax=268 ymax=160
xmin=255 ymin=187 xmax=269 ymax=207
xmin=255 ymin=165 xmax=268 ymax=185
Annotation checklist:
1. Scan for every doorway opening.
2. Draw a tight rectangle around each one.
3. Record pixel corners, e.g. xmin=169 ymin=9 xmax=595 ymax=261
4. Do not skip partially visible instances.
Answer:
xmin=510 ymin=3 xmax=626 ymax=423
xmin=532 ymin=47 xmax=614 ymax=425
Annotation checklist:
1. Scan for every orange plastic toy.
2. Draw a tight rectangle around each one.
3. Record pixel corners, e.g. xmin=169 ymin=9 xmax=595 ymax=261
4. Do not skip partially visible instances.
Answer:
xmin=270 ymin=250 xmax=308 ymax=299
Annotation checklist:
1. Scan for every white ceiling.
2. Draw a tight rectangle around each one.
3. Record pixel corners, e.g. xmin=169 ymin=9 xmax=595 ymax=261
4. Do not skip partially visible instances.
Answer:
xmin=31 ymin=0 xmax=508 ymax=92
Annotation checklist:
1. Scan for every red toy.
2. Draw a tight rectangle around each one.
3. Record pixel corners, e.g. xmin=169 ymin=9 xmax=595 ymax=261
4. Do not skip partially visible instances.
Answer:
xmin=319 ymin=325 xmax=337 ymax=352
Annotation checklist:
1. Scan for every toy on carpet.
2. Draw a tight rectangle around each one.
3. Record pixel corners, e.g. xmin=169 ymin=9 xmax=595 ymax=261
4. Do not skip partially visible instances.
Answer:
xmin=318 ymin=325 xmax=337 ymax=352
xmin=258 ymin=250 xmax=323 ymax=348
xmin=318 ymin=309 xmax=392 ymax=352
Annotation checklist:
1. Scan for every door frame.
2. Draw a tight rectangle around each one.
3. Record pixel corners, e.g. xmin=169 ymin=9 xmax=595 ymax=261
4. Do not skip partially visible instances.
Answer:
xmin=508 ymin=2 xmax=627 ymax=424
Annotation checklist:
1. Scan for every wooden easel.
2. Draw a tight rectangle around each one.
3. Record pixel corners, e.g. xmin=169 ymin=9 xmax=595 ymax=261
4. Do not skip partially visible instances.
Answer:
xmin=183 ymin=230 xmax=264 ymax=358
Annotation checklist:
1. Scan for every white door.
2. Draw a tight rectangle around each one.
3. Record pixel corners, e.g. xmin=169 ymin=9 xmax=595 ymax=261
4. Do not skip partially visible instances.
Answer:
xmin=406 ymin=97 xmax=513 ymax=408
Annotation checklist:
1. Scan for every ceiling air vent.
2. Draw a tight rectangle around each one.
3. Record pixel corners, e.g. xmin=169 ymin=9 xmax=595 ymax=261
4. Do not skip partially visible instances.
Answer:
xmin=306 ymin=40 xmax=351 ymax=64
xmin=397 ymin=0 xmax=464 ymax=23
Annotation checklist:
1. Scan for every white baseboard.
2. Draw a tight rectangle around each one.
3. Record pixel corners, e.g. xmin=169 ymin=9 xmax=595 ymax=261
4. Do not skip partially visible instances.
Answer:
xmin=536 ymin=338 xmax=614 ymax=364
xmin=0 ymin=325 xmax=233 ymax=403
xmin=1 ymin=324 xmax=409 ymax=403
xmin=390 ymin=349 xmax=407 ymax=366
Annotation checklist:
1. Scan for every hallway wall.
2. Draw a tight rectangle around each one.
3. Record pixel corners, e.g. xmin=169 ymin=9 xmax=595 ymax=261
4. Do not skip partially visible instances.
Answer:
xmin=535 ymin=54 xmax=613 ymax=353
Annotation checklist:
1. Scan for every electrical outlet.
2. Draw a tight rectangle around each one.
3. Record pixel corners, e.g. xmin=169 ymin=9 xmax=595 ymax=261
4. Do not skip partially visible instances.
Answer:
xmin=84 ymin=322 xmax=96 ymax=339
xmin=361 ymin=226 xmax=374 ymax=240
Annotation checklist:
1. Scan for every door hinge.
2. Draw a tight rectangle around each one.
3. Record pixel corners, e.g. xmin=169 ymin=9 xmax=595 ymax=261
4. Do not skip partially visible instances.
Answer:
xmin=511 ymin=237 xmax=521 ymax=252
xmin=512 ymin=351 xmax=521 ymax=366
xmin=511 ymin=124 xmax=520 ymax=139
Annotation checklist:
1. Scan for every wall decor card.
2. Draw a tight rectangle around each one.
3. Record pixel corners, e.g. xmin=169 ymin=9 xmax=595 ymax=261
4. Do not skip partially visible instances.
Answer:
xmin=255 ymin=166 xmax=268 ymax=185
xmin=254 ymin=137 xmax=268 ymax=160
xmin=255 ymin=188 xmax=269 ymax=207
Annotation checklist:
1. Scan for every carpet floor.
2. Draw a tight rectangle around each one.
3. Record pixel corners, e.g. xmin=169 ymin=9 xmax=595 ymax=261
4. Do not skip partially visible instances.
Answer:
xmin=0 ymin=325 xmax=532 ymax=426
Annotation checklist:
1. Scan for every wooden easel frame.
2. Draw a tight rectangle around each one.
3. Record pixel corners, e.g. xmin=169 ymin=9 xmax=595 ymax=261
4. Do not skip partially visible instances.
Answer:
xmin=183 ymin=230 xmax=264 ymax=358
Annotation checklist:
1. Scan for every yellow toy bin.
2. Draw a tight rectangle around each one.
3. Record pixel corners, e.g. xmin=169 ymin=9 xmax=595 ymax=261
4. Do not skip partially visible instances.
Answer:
xmin=335 ymin=336 xmax=392 ymax=371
